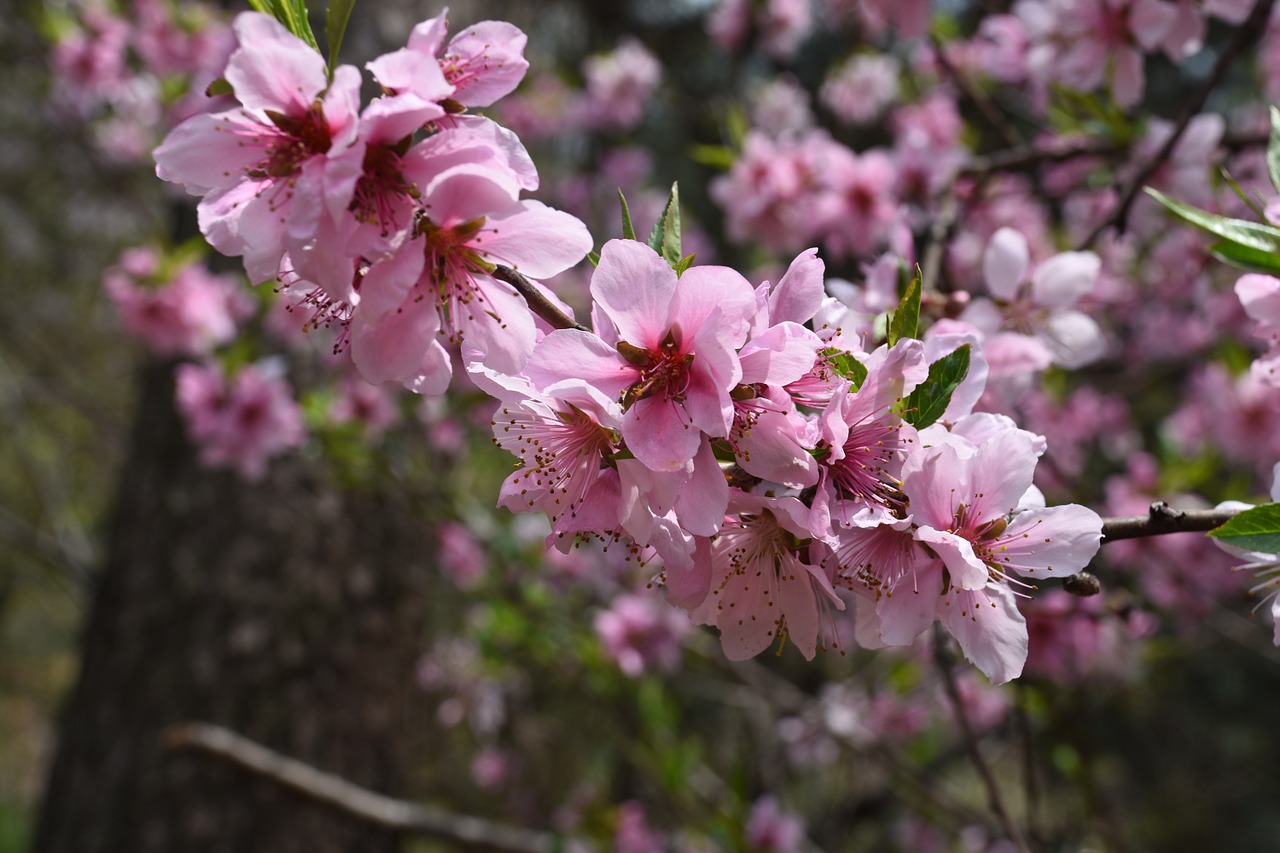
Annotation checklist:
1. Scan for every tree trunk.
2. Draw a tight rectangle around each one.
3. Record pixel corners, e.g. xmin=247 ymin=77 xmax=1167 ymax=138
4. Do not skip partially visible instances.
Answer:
xmin=33 ymin=360 xmax=436 ymax=853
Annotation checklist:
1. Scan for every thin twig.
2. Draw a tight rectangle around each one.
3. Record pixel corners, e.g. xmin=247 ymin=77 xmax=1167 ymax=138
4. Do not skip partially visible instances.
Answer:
xmin=933 ymin=628 xmax=1032 ymax=853
xmin=163 ymin=722 xmax=563 ymax=853
xmin=920 ymin=185 xmax=961 ymax=294
xmin=1099 ymin=501 xmax=1239 ymax=543
xmin=931 ymin=35 xmax=1022 ymax=150
xmin=491 ymin=264 xmax=589 ymax=332
xmin=1076 ymin=0 xmax=1278 ymax=250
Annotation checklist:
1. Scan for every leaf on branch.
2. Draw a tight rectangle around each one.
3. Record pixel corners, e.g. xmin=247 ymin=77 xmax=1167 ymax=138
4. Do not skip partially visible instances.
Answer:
xmin=1208 ymin=239 xmax=1280 ymax=275
xmin=325 ymin=0 xmax=357 ymax=72
xmin=647 ymin=183 xmax=682 ymax=268
xmin=821 ymin=347 xmax=868 ymax=390
xmin=1208 ymin=503 xmax=1280 ymax=555
xmin=618 ymin=189 xmax=637 ymax=241
xmin=887 ymin=270 xmax=921 ymax=345
xmin=1146 ymin=187 xmax=1280 ymax=254
xmin=902 ymin=344 xmax=971 ymax=429
xmin=673 ymin=253 xmax=696 ymax=277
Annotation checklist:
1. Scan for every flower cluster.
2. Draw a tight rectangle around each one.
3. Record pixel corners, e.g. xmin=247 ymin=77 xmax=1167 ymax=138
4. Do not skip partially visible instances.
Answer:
xmin=153 ymin=10 xmax=592 ymax=395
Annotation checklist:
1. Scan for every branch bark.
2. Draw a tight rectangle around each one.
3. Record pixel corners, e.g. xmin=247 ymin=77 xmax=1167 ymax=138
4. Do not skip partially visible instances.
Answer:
xmin=492 ymin=264 xmax=590 ymax=333
xmin=1099 ymin=501 xmax=1239 ymax=543
xmin=1075 ymin=0 xmax=1278 ymax=250
xmin=164 ymin=722 xmax=565 ymax=853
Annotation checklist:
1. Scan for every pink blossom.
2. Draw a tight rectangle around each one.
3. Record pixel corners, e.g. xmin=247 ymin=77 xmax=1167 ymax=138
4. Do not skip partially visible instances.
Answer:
xmin=582 ymin=39 xmax=662 ymax=130
xmin=526 ymin=239 xmax=756 ymax=472
xmin=1235 ymin=273 xmax=1280 ymax=388
xmin=175 ymin=360 xmax=305 ymax=480
xmin=594 ymin=590 xmax=691 ymax=676
xmin=614 ymin=801 xmax=663 ymax=853
xmin=820 ymin=55 xmax=901 ymax=125
xmin=439 ymin=521 xmax=487 ymax=589
xmin=746 ymin=795 xmax=806 ymax=852
xmin=153 ymin=12 xmax=363 ymax=285
xmin=760 ymin=0 xmax=814 ymax=60
xmin=105 ymin=249 xmax=252 ymax=356
xmin=329 ymin=374 xmax=401 ymax=437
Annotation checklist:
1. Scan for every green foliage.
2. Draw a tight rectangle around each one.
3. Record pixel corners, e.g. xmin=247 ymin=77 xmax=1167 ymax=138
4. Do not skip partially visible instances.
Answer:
xmin=647 ymin=183 xmax=682 ymax=269
xmin=886 ymin=270 xmax=920 ymax=345
xmin=902 ymin=345 xmax=971 ymax=429
xmin=246 ymin=0 xmax=320 ymax=54
xmin=325 ymin=0 xmax=357 ymax=71
xmin=1147 ymin=187 xmax=1280 ymax=258
xmin=1208 ymin=503 xmax=1280 ymax=554
xmin=618 ymin=189 xmax=637 ymax=241
xmin=821 ymin=347 xmax=869 ymax=390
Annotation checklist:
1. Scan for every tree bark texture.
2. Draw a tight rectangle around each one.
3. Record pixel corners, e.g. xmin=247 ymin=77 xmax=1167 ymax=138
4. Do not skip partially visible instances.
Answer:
xmin=33 ymin=360 xmax=437 ymax=853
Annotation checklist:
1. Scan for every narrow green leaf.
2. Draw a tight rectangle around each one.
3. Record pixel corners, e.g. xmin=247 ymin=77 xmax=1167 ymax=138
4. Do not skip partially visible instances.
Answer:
xmin=278 ymin=0 xmax=320 ymax=53
xmin=245 ymin=0 xmax=274 ymax=14
xmin=887 ymin=272 xmax=921 ymax=345
xmin=689 ymin=144 xmax=736 ymax=170
xmin=1219 ymin=166 xmax=1266 ymax=220
xmin=646 ymin=183 xmax=682 ymax=267
xmin=1208 ymin=240 xmax=1280 ymax=276
xmin=325 ymin=0 xmax=357 ymax=71
xmin=822 ymin=348 xmax=868 ymax=390
xmin=662 ymin=183 xmax=681 ymax=267
xmin=618 ymin=190 xmax=637 ymax=241
xmin=673 ymin=253 xmax=696 ymax=277
xmin=1208 ymin=503 xmax=1280 ymax=554
xmin=587 ymin=251 xmax=600 ymax=268
xmin=902 ymin=345 xmax=971 ymax=429
xmin=1268 ymin=105 xmax=1280 ymax=195
xmin=1146 ymin=187 xmax=1280 ymax=254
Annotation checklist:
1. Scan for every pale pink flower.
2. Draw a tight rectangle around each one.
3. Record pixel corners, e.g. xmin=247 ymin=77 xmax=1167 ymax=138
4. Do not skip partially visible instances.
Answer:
xmin=367 ymin=9 xmax=528 ymax=109
xmin=1235 ymin=273 xmax=1280 ymax=388
xmin=761 ymin=0 xmax=814 ymax=60
xmin=105 ymin=250 xmax=251 ymax=356
xmin=594 ymin=590 xmax=691 ymax=676
xmin=582 ymin=39 xmax=662 ymax=130
xmin=175 ymin=360 xmax=305 ymax=480
xmin=746 ymin=795 xmax=806 ymax=853
xmin=694 ymin=492 xmax=843 ymax=661
xmin=153 ymin=12 xmax=363 ymax=284
xmin=525 ymin=239 xmax=757 ymax=472
xmin=439 ymin=521 xmax=487 ymax=590
xmin=820 ymin=55 xmax=901 ymax=126
xmin=329 ymin=374 xmax=401 ymax=437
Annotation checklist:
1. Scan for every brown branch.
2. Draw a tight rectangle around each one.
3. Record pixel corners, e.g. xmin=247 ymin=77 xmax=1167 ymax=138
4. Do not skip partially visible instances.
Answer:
xmin=1076 ymin=0 xmax=1278 ymax=250
xmin=491 ymin=264 xmax=589 ymax=333
xmin=932 ymin=35 xmax=1022 ymax=150
xmin=163 ymin=722 xmax=563 ymax=853
xmin=933 ymin=628 xmax=1032 ymax=853
xmin=1099 ymin=501 xmax=1239 ymax=543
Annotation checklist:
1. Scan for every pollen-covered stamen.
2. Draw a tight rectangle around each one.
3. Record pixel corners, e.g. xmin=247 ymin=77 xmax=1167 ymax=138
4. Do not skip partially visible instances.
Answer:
xmin=415 ymin=213 xmax=503 ymax=340
xmin=244 ymin=102 xmax=334 ymax=180
xmin=618 ymin=329 xmax=695 ymax=410
xmin=827 ymin=417 xmax=910 ymax=513
xmin=276 ymin=263 xmax=358 ymax=353
xmin=493 ymin=400 xmax=617 ymax=522
xmin=350 ymin=139 xmax=420 ymax=234
xmin=967 ymin=512 xmax=1043 ymax=594
xmin=832 ymin=522 xmax=921 ymax=600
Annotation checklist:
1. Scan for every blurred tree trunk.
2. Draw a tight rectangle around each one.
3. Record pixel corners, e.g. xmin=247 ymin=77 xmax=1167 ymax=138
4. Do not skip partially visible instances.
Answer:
xmin=33 ymin=360 xmax=435 ymax=853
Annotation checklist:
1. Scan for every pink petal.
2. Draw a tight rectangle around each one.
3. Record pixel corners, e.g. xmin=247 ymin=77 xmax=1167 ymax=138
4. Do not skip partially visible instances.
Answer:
xmin=992 ymin=504 xmax=1103 ymax=579
xmin=941 ymin=584 xmax=1027 ymax=684
xmin=474 ymin=200 xmax=592 ymax=279
xmin=591 ymin=240 xmax=678 ymax=348
xmin=226 ymin=12 xmax=328 ymax=115
xmin=1030 ymin=251 xmax=1099 ymax=308
xmin=982 ymin=227 xmax=1029 ymax=300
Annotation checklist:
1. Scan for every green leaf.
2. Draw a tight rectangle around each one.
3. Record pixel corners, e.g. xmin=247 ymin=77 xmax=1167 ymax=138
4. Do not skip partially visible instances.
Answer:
xmin=1218 ymin=167 xmax=1266 ymax=220
xmin=822 ymin=347 xmax=868 ymax=390
xmin=275 ymin=0 xmax=320 ymax=53
xmin=618 ymin=189 xmax=637 ymax=241
xmin=325 ymin=0 xmax=356 ymax=71
xmin=646 ymin=182 xmax=682 ymax=268
xmin=902 ymin=344 xmax=971 ymax=429
xmin=673 ymin=253 xmax=696 ymax=277
xmin=245 ymin=0 xmax=274 ymax=14
xmin=1268 ymin=106 xmax=1280 ymax=195
xmin=1208 ymin=503 xmax=1280 ymax=554
xmin=587 ymin=251 xmax=600 ymax=268
xmin=205 ymin=76 xmax=233 ymax=97
xmin=1145 ymin=187 xmax=1280 ymax=254
xmin=689 ymin=144 xmax=736 ymax=170
xmin=1208 ymin=239 xmax=1280 ymax=275
xmin=887 ymin=271 xmax=921 ymax=345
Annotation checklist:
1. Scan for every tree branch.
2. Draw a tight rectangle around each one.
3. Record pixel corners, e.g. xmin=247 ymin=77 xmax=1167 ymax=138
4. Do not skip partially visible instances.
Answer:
xmin=933 ymin=628 xmax=1031 ymax=853
xmin=1076 ymin=0 xmax=1277 ymax=250
xmin=1099 ymin=501 xmax=1239 ymax=543
xmin=163 ymin=722 xmax=564 ymax=853
xmin=492 ymin=264 xmax=589 ymax=333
